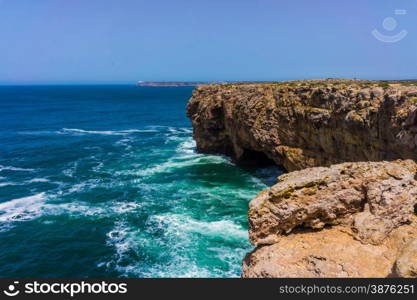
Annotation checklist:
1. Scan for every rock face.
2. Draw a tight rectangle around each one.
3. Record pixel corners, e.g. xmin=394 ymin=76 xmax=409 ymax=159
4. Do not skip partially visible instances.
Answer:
xmin=242 ymin=223 xmax=417 ymax=278
xmin=243 ymin=160 xmax=417 ymax=277
xmin=186 ymin=80 xmax=417 ymax=278
xmin=186 ymin=80 xmax=417 ymax=171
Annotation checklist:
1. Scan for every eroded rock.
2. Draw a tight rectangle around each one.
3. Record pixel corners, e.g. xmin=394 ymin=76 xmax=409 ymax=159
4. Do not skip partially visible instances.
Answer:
xmin=243 ymin=160 xmax=417 ymax=277
xmin=187 ymin=80 xmax=417 ymax=277
xmin=242 ymin=221 xmax=417 ymax=278
xmin=249 ymin=160 xmax=417 ymax=246
xmin=186 ymin=80 xmax=417 ymax=171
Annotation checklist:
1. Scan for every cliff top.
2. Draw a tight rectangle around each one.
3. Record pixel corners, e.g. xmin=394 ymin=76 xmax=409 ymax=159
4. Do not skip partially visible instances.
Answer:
xmin=197 ymin=78 xmax=417 ymax=89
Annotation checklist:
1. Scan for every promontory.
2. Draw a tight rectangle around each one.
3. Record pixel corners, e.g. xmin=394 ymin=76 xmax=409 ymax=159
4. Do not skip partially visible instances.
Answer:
xmin=187 ymin=79 xmax=417 ymax=277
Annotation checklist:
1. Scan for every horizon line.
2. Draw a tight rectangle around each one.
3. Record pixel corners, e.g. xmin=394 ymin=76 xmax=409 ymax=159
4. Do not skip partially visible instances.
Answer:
xmin=1 ymin=77 xmax=417 ymax=86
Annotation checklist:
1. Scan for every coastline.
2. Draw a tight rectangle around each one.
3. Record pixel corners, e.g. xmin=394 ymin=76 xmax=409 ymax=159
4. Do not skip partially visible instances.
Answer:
xmin=187 ymin=79 xmax=417 ymax=277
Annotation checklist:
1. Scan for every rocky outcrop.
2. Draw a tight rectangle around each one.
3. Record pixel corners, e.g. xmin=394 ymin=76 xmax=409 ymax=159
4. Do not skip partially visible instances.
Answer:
xmin=242 ymin=160 xmax=417 ymax=277
xmin=242 ymin=222 xmax=417 ymax=278
xmin=186 ymin=80 xmax=417 ymax=171
xmin=186 ymin=80 xmax=417 ymax=277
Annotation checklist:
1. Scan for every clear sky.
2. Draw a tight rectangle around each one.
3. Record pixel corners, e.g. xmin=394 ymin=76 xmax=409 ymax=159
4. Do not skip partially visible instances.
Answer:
xmin=0 ymin=0 xmax=416 ymax=84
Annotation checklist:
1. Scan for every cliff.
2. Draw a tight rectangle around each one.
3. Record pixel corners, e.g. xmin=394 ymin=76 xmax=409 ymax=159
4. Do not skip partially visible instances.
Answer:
xmin=186 ymin=79 xmax=417 ymax=171
xmin=243 ymin=160 xmax=417 ymax=277
xmin=186 ymin=79 xmax=417 ymax=278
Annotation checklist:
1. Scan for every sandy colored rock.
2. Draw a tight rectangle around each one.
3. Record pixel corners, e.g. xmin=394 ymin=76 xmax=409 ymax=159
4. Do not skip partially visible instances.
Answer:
xmin=243 ymin=160 xmax=417 ymax=277
xmin=186 ymin=79 xmax=417 ymax=171
xmin=248 ymin=160 xmax=417 ymax=246
xmin=242 ymin=221 xmax=417 ymax=278
xmin=395 ymin=239 xmax=417 ymax=278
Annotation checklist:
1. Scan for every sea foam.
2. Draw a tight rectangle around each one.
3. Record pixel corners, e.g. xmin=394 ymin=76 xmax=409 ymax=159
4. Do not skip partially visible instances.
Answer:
xmin=0 ymin=193 xmax=47 ymax=230
xmin=0 ymin=165 xmax=35 ymax=172
xmin=59 ymin=128 xmax=158 ymax=136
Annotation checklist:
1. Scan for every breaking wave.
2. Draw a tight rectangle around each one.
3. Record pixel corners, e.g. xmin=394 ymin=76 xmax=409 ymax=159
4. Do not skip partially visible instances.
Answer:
xmin=59 ymin=128 xmax=159 ymax=135
xmin=0 ymin=84 xmax=283 ymax=278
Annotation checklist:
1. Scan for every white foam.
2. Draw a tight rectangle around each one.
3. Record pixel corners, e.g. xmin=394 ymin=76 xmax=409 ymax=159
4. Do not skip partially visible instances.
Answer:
xmin=104 ymin=213 xmax=249 ymax=277
xmin=27 ymin=178 xmax=49 ymax=183
xmin=62 ymin=161 xmax=78 ymax=177
xmin=122 ymin=129 xmax=158 ymax=133
xmin=112 ymin=202 xmax=140 ymax=214
xmin=49 ymin=202 xmax=107 ymax=217
xmin=133 ymin=155 xmax=230 ymax=178
xmin=58 ymin=128 xmax=158 ymax=136
xmin=167 ymin=127 xmax=192 ymax=134
xmin=64 ymin=180 xmax=100 ymax=194
xmin=106 ymin=221 xmax=132 ymax=260
xmin=151 ymin=213 xmax=248 ymax=241
xmin=176 ymin=138 xmax=196 ymax=154
xmin=0 ymin=165 xmax=35 ymax=172
xmin=179 ymin=127 xmax=193 ymax=134
xmin=0 ymin=193 xmax=47 ymax=228
xmin=0 ymin=178 xmax=49 ymax=187
xmin=0 ymin=182 xmax=17 ymax=187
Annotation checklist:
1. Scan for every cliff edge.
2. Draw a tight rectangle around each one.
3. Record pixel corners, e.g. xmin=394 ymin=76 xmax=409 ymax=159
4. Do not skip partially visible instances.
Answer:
xmin=186 ymin=79 xmax=417 ymax=277
xmin=186 ymin=79 xmax=417 ymax=171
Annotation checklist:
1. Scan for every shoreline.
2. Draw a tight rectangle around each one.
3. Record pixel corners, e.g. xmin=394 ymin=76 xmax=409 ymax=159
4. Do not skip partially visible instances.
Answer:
xmin=187 ymin=79 xmax=417 ymax=277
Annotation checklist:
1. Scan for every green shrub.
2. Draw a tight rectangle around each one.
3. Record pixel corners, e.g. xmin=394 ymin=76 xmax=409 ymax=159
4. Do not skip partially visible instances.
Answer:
xmin=378 ymin=81 xmax=390 ymax=89
xmin=410 ymin=97 xmax=417 ymax=104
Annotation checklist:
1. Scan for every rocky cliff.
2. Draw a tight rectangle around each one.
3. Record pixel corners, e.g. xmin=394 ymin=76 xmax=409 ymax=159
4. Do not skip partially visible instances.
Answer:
xmin=186 ymin=79 xmax=417 ymax=171
xmin=186 ymin=80 xmax=417 ymax=277
xmin=243 ymin=160 xmax=417 ymax=277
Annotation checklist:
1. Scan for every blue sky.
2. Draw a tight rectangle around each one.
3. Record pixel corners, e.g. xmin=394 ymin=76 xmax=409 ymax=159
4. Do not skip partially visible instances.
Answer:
xmin=0 ymin=0 xmax=416 ymax=84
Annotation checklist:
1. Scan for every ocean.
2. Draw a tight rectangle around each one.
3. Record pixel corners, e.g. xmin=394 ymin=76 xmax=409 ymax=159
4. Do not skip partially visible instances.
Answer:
xmin=0 ymin=85 xmax=282 ymax=278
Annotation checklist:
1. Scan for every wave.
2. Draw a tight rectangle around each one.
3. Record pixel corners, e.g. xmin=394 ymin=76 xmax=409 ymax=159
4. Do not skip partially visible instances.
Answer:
xmin=58 ymin=128 xmax=158 ymax=136
xmin=106 ymin=221 xmax=131 ymax=258
xmin=167 ymin=127 xmax=192 ymax=134
xmin=104 ymin=212 xmax=249 ymax=277
xmin=146 ymin=125 xmax=191 ymax=133
xmin=173 ymin=137 xmax=196 ymax=155
xmin=0 ymin=191 xmax=142 ymax=232
xmin=0 ymin=182 xmax=16 ymax=187
xmin=17 ymin=126 xmax=191 ymax=138
xmin=26 ymin=178 xmax=49 ymax=183
xmin=150 ymin=213 xmax=248 ymax=241
xmin=128 ymin=154 xmax=230 ymax=178
xmin=0 ymin=193 xmax=47 ymax=230
xmin=0 ymin=165 xmax=35 ymax=172
xmin=0 ymin=178 xmax=50 ymax=188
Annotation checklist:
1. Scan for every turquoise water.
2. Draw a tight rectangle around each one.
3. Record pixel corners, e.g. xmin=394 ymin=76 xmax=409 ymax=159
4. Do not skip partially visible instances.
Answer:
xmin=0 ymin=85 xmax=282 ymax=277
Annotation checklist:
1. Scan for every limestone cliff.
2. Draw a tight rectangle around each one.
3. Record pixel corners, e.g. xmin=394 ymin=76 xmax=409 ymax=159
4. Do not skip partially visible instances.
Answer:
xmin=186 ymin=80 xmax=417 ymax=278
xmin=243 ymin=160 xmax=417 ymax=277
xmin=186 ymin=80 xmax=417 ymax=171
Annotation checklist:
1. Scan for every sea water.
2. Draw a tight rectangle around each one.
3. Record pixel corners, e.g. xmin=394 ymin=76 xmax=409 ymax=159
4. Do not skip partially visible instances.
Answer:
xmin=0 ymin=85 xmax=282 ymax=277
